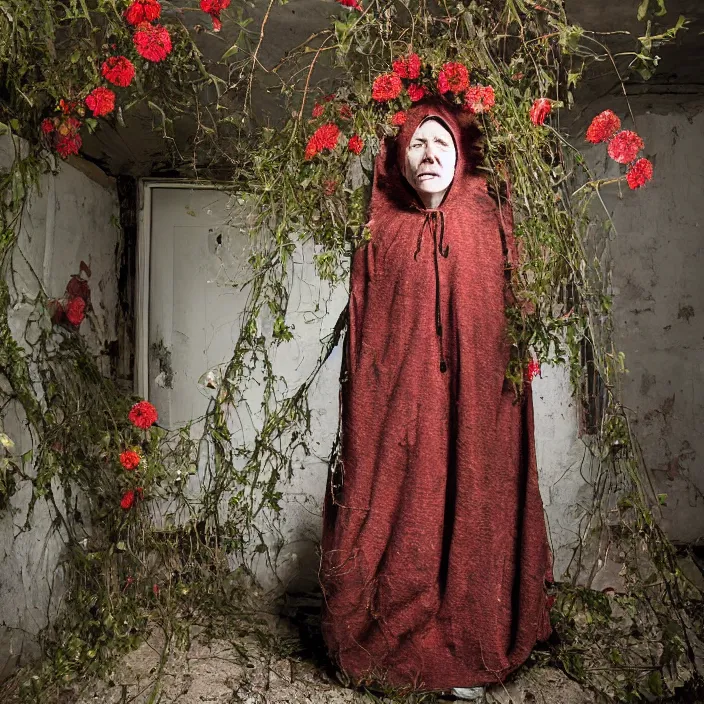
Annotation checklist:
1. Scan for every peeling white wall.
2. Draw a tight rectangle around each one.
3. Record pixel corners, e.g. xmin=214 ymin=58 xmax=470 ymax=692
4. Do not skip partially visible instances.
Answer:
xmin=577 ymin=94 xmax=704 ymax=546
xmin=0 ymin=140 xmax=120 ymax=680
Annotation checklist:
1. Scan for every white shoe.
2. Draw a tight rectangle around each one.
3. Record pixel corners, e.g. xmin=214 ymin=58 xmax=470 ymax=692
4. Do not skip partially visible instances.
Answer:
xmin=451 ymin=686 xmax=486 ymax=700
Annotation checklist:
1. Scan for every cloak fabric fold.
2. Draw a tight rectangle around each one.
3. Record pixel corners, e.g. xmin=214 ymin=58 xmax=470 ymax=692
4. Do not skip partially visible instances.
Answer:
xmin=319 ymin=100 xmax=555 ymax=691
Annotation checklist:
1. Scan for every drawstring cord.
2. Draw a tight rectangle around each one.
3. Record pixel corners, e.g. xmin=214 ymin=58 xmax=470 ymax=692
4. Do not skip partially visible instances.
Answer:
xmin=414 ymin=209 xmax=449 ymax=373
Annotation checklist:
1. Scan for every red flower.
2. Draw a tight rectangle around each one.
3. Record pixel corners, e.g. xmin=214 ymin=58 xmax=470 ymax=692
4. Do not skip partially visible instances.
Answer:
xmin=390 ymin=111 xmax=407 ymax=126
xmin=152 ymin=583 xmax=160 ymax=595
xmin=128 ymin=400 xmax=158 ymax=429
xmin=338 ymin=103 xmax=353 ymax=120
xmin=336 ymin=0 xmax=362 ymax=10
xmin=529 ymin=98 xmax=552 ymax=126
xmin=311 ymin=102 xmax=324 ymax=118
xmin=324 ymin=179 xmax=338 ymax=196
xmin=133 ymin=23 xmax=172 ymax=62
xmin=56 ymin=133 xmax=82 ymax=158
xmin=437 ymin=62 xmax=469 ymax=94
xmin=304 ymin=122 xmax=340 ymax=160
xmin=41 ymin=118 xmax=55 ymax=135
xmin=626 ymin=158 xmax=653 ymax=190
xmin=463 ymin=85 xmax=495 ymax=114
xmin=101 ymin=56 xmax=136 ymax=88
xmin=585 ymin=109 xmax=621 ymax=144
xmin=526 ymin=358 xmax=541 ymax=381
xmin=200 ymin=0 xmax=230 ymax=31
xmin=371 ymin=73 xmax=403 ymax=102
xmin=121 ymin=489 xmax=136 ymax=510
xmin=323 ymin=93 xmax=336 ymax=102
xmin=407 ymin=83 xmax=426 ymax=102
xmin=348 ymin=134 xmax=364 ymax=155
xmin=124 ymin=0 xmax=161 ymax=25
xmin=120 ymin=450 xmax=141 ymax=470
xmin=607 ymin=130 xmax=644 ymax=164
xmin=85 ymin=87 xmax=115 ymax=117
xmin=65 ymin=297 xmax=86 ymax=326
xmin=59 ymin=98 xmax=77 ymax=115
xmin=392 ymin=53 xmax=421 ymax=80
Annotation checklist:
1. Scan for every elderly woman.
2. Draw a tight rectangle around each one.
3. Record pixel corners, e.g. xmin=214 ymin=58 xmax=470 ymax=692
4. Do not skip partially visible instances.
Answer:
xmin=319 ymin=99 xmax=554 ymax=700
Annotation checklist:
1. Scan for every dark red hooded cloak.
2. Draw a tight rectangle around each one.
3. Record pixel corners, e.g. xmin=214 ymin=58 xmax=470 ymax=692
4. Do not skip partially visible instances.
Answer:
xmin=319 ymin=100 xmax=554 ymax=691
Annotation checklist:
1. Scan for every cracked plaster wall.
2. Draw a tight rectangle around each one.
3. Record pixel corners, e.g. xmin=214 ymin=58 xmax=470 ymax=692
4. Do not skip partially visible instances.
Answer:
xmin=0 ymin=139 xmax=120 ymax=680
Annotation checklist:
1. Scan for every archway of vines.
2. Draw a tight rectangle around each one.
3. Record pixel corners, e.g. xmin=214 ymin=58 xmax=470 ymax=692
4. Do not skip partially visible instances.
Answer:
xmin=0 ymin=0 xmax=702 ymax=701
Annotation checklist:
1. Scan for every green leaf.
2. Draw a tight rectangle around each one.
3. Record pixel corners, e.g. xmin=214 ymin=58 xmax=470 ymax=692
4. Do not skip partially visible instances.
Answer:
xmin=637 ymin=0 xmax=650 ymax=21
xmin=654 ymin=0 xmax=667 ymax=16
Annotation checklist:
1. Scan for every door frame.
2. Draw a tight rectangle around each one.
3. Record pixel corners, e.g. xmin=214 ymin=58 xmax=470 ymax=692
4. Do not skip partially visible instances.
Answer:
xmin=135 ymin=179 xmax=228 ymax=399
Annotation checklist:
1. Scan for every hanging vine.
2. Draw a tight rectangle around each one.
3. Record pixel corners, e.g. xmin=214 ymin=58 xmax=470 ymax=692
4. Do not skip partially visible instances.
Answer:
xmin=0 ymin=0 xmax=701 ymax=702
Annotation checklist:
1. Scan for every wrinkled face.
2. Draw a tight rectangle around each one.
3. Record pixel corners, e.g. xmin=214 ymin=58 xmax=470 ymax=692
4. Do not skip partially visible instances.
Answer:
xmin=403 ymin=118 xmax=457 ymax=203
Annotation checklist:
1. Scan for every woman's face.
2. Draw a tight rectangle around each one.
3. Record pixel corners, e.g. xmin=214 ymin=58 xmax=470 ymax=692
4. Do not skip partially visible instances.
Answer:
xmin=403 ymin=118 xmax=457 ymax=207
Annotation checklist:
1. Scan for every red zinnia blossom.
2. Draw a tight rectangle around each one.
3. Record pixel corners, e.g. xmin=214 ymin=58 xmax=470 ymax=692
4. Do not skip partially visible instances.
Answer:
xmin=133 ymin=23 xmax=172 ymax=62
xmin=101 ymin=56 xmax=136 ymax=88
xmin=338 ymin=103 xmax=353 ymax=120
xmin=526 ymin=358 xmax=541 ymax=381
xmin=529 ymin=98 xmax=551 ymax=125
xmin=607 ymin=130 xmax=644 ymax=164
xmin=463 ymin=85 xmax=495 ymax=114
xmin=407 ymin=83 xmax=426 ymax=102
xmin=120 ymin=450 xmax=141 ymax=470
xmin=626 ymin=158 xmax=653 ymax=190
xmin=348 ymin=134 xmax=364 ymax=155
xmin=200 ymin=0 xmax=230 ymax=31
xmin=336 ymin=0 xmax=362 ymax=10
xmin=311 ymin=102 xmax=324 ymax=119
xmin=392 ymin=53 xmax=421 ymax=80
xmin=124 ymin=0 xmax=161 ymax=25
xmin=121 ymin=489 xmax=136 ymax=510
xmin=324 ymin=179 xmax=338 ymax=196
xmin=128 ymin=400 xmax=158 ymax=429
xmin=437 ymin=62 xmax=469 ymax=94
xmin=304 ymin=122 xmax=340 ymax=161
xmin=85 ymin=87 xmax=115 ymax=117
xmin=41 ymin=118 xmax=55 ymax=135
xmin=371 ymin=73 xmax=403 ymax=102
xmin=390 ymin=111 xmax=407 ymax=126
xmin=585 ymin=109 xmax=621 ymax=144
xmin=65 ymin=297 xmax=86 ymax=326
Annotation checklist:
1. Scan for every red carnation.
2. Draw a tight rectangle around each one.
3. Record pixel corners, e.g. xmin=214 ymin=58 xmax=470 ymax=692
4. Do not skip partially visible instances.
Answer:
xmin=128 ymin=399 xmax=158 ymax=429
xmin=529 ymin=98 xmax=551 ymax=126
xmin=464 ymin=85 xmax=495 ymax=114
xmin=304 ymin=122 xmax=340 ymax=161
xmin=407 ymin=83 xmax=426 ymax=102
xmin=65 ymin=297 xmax=86 ymax=326
xmin=120 ymin=489 xmax=136 ymax=510
xmin=56 ymin=133 xmax=82 ymax=158
xmin=324 ymin=179 xmax=338 ymax=196
xmin=312 ymin=102 xmax=324 ymax=118
xmin=338 ymin=103 xmax=353 ymax=120
xmin=626 ymin=158 xmax=653 ymax=190
xmin=133 ymin=23 xmax=172 ymax=62
xmin=124 ymin=0 xmax=161 ymax=25
xmin=200 ymin=0 xmax=230 ymax=31
xmin=120 ymin=450 xmax=141 ymax=470
xmin=526 ymin=358 xmax=541 ymax=381
xmin=585 ymin=109 xmax=621 ymax=144
xmin=371 ymin=73 xmax=403 ymax=102
xmin=85 ymin=87 xmax=115 ymax=117
xmin=607 ymin=130 xmax=644 ymax=164
xmin=392 ymin=53 xmax=421 ymax=80
xmin=101 ymin=56 xmax=136 ymax=88
xmin=391 ymin=111 xmax=407 ymax=126
xmin=437 ymin=62 xmax=469 ymax=94
xmin=348 ymin=134 xmax=364 ymax=155
xmin=41 ymin=118 xmax=55 ymax=135
xmin=336 ymin=0 xmax=362 ymax=10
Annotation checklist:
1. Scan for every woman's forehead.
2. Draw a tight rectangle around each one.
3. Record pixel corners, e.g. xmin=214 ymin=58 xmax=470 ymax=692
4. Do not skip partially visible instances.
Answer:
xmin=411 ymin=117 xmax=453 ymax=140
